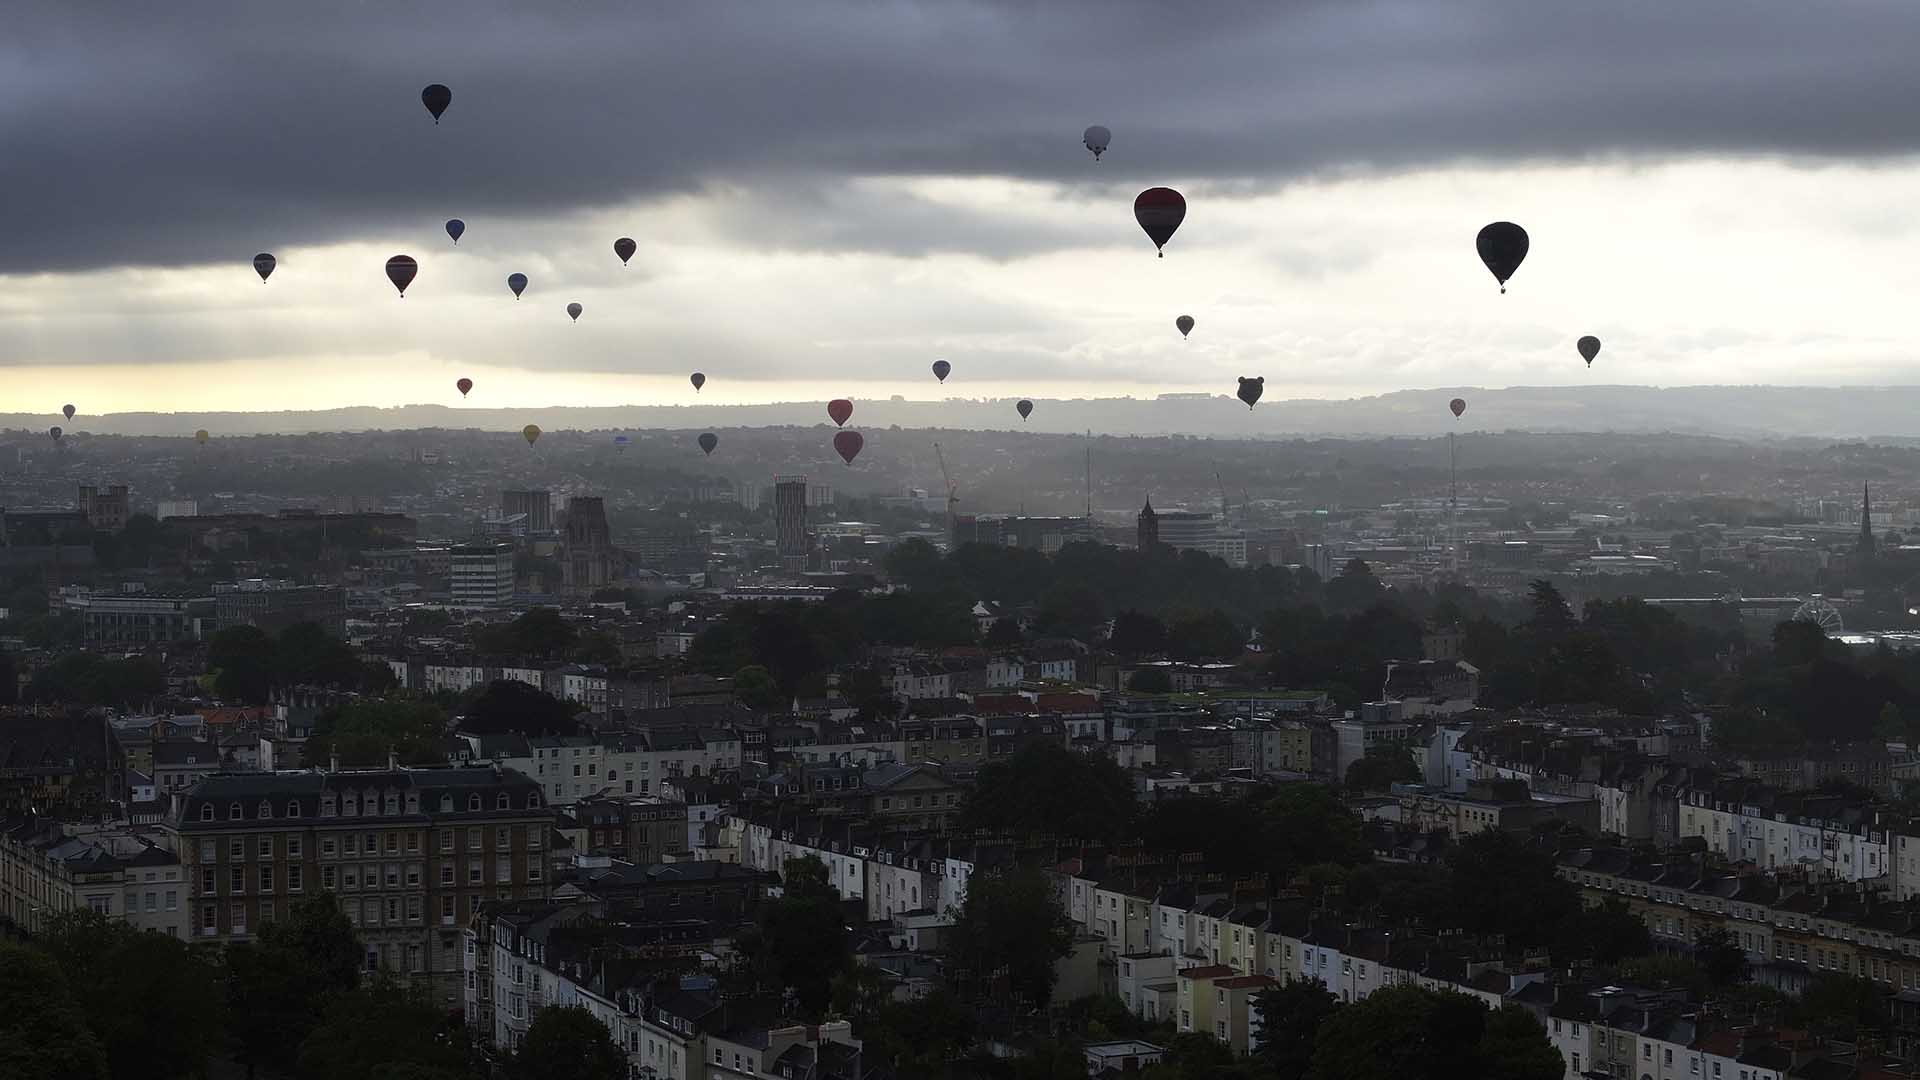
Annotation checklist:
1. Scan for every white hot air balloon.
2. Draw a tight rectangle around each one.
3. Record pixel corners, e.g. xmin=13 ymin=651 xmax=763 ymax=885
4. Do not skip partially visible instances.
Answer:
xmin=1083 ymin=124 xmax=1111 ymax=160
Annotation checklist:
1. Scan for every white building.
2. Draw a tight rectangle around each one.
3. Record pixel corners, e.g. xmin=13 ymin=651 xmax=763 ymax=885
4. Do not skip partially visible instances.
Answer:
xmin=451 ymin=541 xmax=516 ymax=609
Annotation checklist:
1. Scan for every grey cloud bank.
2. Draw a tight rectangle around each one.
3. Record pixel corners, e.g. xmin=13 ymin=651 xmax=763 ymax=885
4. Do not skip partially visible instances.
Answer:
xmin=7 ymin=1 xmax=1920 ymax=272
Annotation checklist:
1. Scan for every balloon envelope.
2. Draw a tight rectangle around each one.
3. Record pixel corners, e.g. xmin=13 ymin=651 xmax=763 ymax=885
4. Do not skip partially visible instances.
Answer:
xmin=62 ymin=404 xmax=75 ymax=421
xmin=1236 ymin=377 xmax=1264 ymax=409
xmin=833 ymin=430 xmax=864 ymax=465
xmin=456 ymin=378 xmax=473 ymax=397
xmin=445 ymin=219 xmax=465 ymax=243
xmin=1134 ymin=188 xmax=1186 ymax=256
xmin=195 ymin=429 xmax=209 ymax=444
xmin=698 ymin=432 xmax=718 ymax=456
xmin=385 ymin=255 xmax=418 ymax=296
xmin=931 ymin=360 xmax=951 ymax=383
xmin=1176 ymin=315 xmax=1194 ymax=338
xmin=614 ymin=237 xmax=636 ymax=265
xmin=1475 ymin=222 xmax=1529 ymax=293
xmin=613 ymin=435 xmax=630 ymax=452
xmin=48 ymin=426 xmax=61 ymax=442
xmin=507 ymin=273 xmax=528 ymax=298
xmin=421 ymin=83 xmax=452 ymax=122
xmin=690 ymin=372 xmax=706 ymax=392
xmin=253 ymin=253 xmax=276 ymax=282
xmin=1083 ymin=124 xmax=1111 ymax=159
xmin=1577 ymin=335 xmax=1601 ymax=365
xmin=1016 ymin=400 xmax=1033 ymax=420
xmin=566 ymin=302 xmax=583 ymax=322
xmin=827 ymin=399 xmax=853 ymax=427
xmin=1449 ymin=398 xmax=1467 ymax=418
xmin=522 ymin=424 xmax=541 ymax=446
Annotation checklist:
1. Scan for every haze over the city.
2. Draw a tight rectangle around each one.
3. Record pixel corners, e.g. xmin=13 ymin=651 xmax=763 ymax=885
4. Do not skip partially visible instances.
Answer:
xmin=9 ymin=1 xmax=1920 ymax=417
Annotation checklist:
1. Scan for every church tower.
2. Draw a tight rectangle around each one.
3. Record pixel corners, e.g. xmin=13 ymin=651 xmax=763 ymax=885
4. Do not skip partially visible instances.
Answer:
xmin=1137 ymin=498 xmax=1159 ymax=551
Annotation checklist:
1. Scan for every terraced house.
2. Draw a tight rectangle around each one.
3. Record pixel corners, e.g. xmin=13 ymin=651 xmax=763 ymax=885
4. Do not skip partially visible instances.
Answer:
xmin=166 ymin=762 xmax=552 ymax=1007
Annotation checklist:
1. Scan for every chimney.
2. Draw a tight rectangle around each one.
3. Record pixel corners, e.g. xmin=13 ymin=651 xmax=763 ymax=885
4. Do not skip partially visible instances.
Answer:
xmin=387 ymin=746 xmax=399 ymax=772
xmin=329 ymin=751 xmax=340 ymax=773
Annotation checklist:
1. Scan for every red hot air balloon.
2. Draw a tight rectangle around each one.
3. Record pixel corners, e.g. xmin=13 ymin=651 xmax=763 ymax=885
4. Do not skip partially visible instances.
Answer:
xmin=1016 ymin=400 xmax=1033 ymax=420
xmin=456 ymin=378 xmax=473 ymax=398
xmin=833 ymin=430 xmax=864 ymax=465
xmin=1134 ymin=187 xmax=1186 ymax=257
xmin=827 ymin=399 xmax=853 ymax=427
xmin=690 ymin=372 xmax=706 ymax=392
xmin=614 ymin=238 xmax=636 ymax=265
xmin=1449 ymin=398 xmax=1467 ymax=418
xmin=385 ymin=255 xmax=418 ymax=296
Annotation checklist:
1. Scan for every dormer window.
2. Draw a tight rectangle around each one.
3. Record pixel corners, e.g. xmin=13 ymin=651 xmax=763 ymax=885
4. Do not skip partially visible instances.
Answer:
xmin=342 ymin=797 xmax=357 ymax=817
xmin=468 ymin=794 xmax=482 ymax=811
xmin=496 ymin=794 xmax=510 ymax=810
xmin=229 ymin=802 xmax=243 ymax=820
xmin=287 ymin=801 xmax=301 ymax=818
xmin=258 ymin=801 xmax=271 ymax=819
xmin=321 ymin=795 xmax=336 ymax=817
xmin=200 ymin=804 xmax=214 ymax=821
xmin=440 ymin=795 xmax=453 ymax=812
xmin=385 ymin=795 xmax=400 ymax=815
xmin=405 ymin=793 xmax=419 ymax=813
xmin=527 ymin=792 xmax=541 ymax=809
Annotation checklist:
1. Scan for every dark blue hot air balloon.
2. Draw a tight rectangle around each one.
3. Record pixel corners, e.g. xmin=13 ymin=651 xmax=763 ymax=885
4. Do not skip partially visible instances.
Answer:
xmin=445 ymin=219 xmax=465 ymax=244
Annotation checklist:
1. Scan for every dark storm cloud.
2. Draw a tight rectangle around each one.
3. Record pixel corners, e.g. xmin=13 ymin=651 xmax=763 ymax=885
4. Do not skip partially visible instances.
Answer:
xmin=7 ymin=0 xmax=1920 ymax=273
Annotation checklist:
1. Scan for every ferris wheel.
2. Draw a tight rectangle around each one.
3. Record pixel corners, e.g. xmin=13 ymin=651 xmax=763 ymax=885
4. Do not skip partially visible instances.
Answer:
xmin=1792 ymin=594 xmax=1844 ymax=634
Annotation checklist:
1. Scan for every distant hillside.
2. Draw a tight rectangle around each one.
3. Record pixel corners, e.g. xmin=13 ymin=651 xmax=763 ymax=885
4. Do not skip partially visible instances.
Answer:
xmin=17 ymin=385 xmax=1920 ymax=440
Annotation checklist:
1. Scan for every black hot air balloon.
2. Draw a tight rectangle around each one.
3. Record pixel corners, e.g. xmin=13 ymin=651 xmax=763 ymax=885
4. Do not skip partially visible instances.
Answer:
xmin=833 ymin=430 xmax=864 ymax=465
xmin=421 ymin=84 xmax=452 ymax=123
xmin=566 ymin=302 xmax=583 ymax=322
xmin=1577 ymin=335 xmax=1601 ymax=366
xmin=445 ymin=219 xmax=465 ymax=244
xmin=253 ymin=253 xmax=276 ymax=282
xmin=1476 ymin=222 xmax=1529 ymax=293
xmin=456 ymin=378 xmax=473 ymax=398
xmin=1016 ymin=400 xmax=1033 ymax=421
xmin=1134 ymin=188 xmax=1186 ymax=257
xmin=507 ymin=273 xmax=528 ymax=299
xmin=698 ymin=432 xmax=718 ymax=456
xmin=1176 ymin=315 xmax=1194 ymax=339
xmin=614 ymin=238 xmax=636 ymax=265
xmin=1236 ymin=377 xmax=1264 ymax=409
xmin=49 ymin=426 xmax=63 ymax=442
xmin=828 ymin=399 xmax=853 ymax=427
xmin=690 ymin=372 xmax=706 ymax=392
xmin=1449 ymin=398 xmax=1466 ymax=418
xmin=932 ymin=360 xmax=951 ymax=383
xmin=62 ymin=404 xmax=76 ymax=421
xmin=385 ymin=255 xmax=418 ymax=297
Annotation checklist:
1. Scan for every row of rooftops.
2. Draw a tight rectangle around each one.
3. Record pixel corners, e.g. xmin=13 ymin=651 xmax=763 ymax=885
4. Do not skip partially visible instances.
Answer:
xmin=167 ymin=765 xmax=546 ymax=830
xmin=1 ymin=816 xmax=178 ymax=875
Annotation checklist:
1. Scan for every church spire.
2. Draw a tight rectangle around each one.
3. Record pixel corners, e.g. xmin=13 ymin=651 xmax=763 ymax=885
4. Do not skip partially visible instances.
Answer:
xmin=1860 ymin=482 xmax=1876 ymax=559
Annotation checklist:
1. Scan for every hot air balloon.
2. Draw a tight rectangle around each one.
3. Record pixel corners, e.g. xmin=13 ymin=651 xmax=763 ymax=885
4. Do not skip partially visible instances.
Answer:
xmin=690 ymin=372 xmax=706 ymax=392
xmin=522 ymin=424 xmax=541 ymax=447
xmin=1449 ymin=398 xmax=1466 ymax=418
xmin=614 ymin=237 xmax=636 ymax=265
xmin=1083 ymin=125 xmax=1111 ymax=160
xmin=48 ymin=426 xmax=62 ymax=443
xmin=456 ymin=378 xmax=473 ymax=398
xmin=385 ymin=255 xmax=418 ymax=297
xmin=1577 ymin=335 xmax=1601 ymax=366
xmin=62 ymin=404 xmax=75 ymax=421
xmin=833 ymin=430 xmax=864 ymax=465
xmin=827 ymin=399 xmax=853 ymax=427
xmin=698 ymin=432 xmax=718 ymax=456
xmin=1134 ymin=188 xmax=1186 ymax=257
xmin=253 ymin=253 xmax=276 ymax=282
xmin=566 ymin=302 xmax=582 ymax=322
xmin=1176 ymin=315 xmax=1194 ymax=339
xmin=931 ymin=360 xmax=951 ymax=383
xmin=1236 ymin=377 xmax=1264 ymax=409
xmin=1475 ymin=222 xmax=1529 ymax=293
xmin=194 ymin=429 xmax=210 ymax=445
xmin=1016 ymin=400 xmax=1033 ymax=421
xmin=421 ymin=83 xmax=452 ymax=123
xmin=613 ymin=435 xmax=630 ymax=453
xmin=507 ymin=273 xmax=528 ymax=299
xmin=445 ymin=219 xmax=465 ymax=244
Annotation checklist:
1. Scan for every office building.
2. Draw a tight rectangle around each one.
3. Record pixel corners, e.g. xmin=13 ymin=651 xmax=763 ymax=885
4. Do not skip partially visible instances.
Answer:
xmin=77 ymin=484 xmax=130 ymax=531
xmin=213 ymin=580 xmax=348 ymax=638
xmin=451 ymin=542 xmax=516 ymax=609
xmin=956 ymin=514 xmax=1095 ymax=553
xmin=155 ymin=499 xmax=199 ymax=520
xmin=71 ymin=589 xmax=216 ymax=646
xmin=774 ymin=477 xmax=809 ymax=559
xmin=500 ymin=490 xmax=552 ymax=535
xmin=167 ymin=765 xmax=552 ymax=1007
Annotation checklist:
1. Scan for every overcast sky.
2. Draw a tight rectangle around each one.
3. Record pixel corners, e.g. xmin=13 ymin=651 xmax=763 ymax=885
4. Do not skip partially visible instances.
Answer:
xmin=8 ymin=1 xmax=1920 ymax=416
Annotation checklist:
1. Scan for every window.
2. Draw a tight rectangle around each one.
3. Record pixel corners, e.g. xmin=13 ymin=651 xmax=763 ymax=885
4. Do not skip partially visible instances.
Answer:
xmin=406 ymin=831 xmax=419 ymax=853
xmin=496 ymin=857 xmax=512 ymax=883
xmin=200 ymin=804 xmax=214 ymax=821
xmin=469 ymin=862 xmax=483 ymax=884
xmin=439 ymin=829 xmax=453 ymax=852
xmin=200 ymin=868 xmax=215 ymax=893
xmin=229 ymin=838 xmax=244 ymax=859
xmin=528 ymin=825 xmax=543 ymax=849
xmin=229 ymin=802 xmax=243 ymax=820
xmin=230 ymin=866 xmax=245 ymax=893
xmin=287 ymin=837 xmax=302 ymax=858
xmin=440 ymin=794 xmax=453 ymax=812
xmin=441 ymin=864 xmax=454 ymax=885
xmin=258 ymin=865 xmax=273 ymax=892
xmin=441 ymin=895 xmax=456 ymax=925
xmin=468 ymin=794 xmax=482 ymax=811
xmin=385 ymin=832 xmax=399 ymax=854
xmin=322 ymin=866 xmax=336 ymax=889
xmin=527 ymin=791 xmax=540 ymax=808
xmin=258 ymin=837 xmax=273 ymax=858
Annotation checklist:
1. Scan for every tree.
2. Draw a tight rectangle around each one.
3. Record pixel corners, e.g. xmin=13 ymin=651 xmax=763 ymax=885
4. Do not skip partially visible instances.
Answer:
xmin=1252 ymin=979 xmax=1340 ymax=1080
xmin=949 ymin=865 xmax=1074 ymax=1007
xmin=1325 ymin=559 xmax=1385 ymax=613
xmin=962 ymin=741 xmax=1138 ymax=845
xmin=41 ymin=911 xmax=222 ymax=1080
xmin=1694 ymin=927 xmax=1749 ymax=987
xmin=1478 ymin=1005 xmax=1567 ymax=1080
xmin=208 ymin=625 xmax=278 ymax=703
xmin=1310 ymin=986 xmax=1557 ymax=1080
xmin=227 ymin=893 xmax=361 ymax=1078
xmin=506 ymin=1006 xmax=626 ymax=1080
xmin=277 ymin=621 xmax=364 ymax=688
xmin=0 ymin=942 xmax=110 ymax=1080
xmin=733 ymin=664 xmax=783 ymax=710
xmin=1126 ymin=667 xmax=1173 ymax=694
xmin=306 ymin=699 xmax=447 ymax=767
xmin=461 ymin=679 xmax=583 ymax=737
xmin=509 ymin=607 xmax=578 ymax=660
xmin=1166 ymin=609 xmax=1242 ymax=661
xmin=297 ymin=975 xmax=476 ymax=1080
xmin=753 ymin=856 xmax=850 ymax=1018
xmin=1108 ymin=610 xmax=1169 ymax=658
xmin=984 ymin=617 xmax=1026 ymax=649
xmin=1344 ymin=740 xmax=1420 ymax=791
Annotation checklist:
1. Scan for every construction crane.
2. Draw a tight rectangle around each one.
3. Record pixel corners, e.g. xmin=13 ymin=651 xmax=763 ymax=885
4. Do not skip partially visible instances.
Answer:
xmin=1214 ymin=467 xmax=1231 ymax=522
xmin=934 ymin=441 xmax=959 ymax=533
